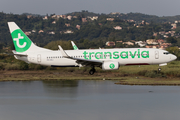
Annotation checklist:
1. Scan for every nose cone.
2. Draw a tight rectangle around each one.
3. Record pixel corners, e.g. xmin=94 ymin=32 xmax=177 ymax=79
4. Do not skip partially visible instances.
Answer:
xmin=171 ymin=54 xmax=177 ymax=61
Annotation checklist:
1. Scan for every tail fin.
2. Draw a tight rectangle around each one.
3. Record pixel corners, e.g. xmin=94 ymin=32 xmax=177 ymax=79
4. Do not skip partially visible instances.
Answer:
xmin=8 ymin=22 xmax=50 ymax=53
xmin=71 ymin=41 xmax=79 ymax=50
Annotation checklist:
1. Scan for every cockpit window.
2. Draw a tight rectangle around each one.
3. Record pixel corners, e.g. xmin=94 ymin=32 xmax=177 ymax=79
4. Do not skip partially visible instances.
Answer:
xmin=163 ymin=52 xmax=169 ymax=55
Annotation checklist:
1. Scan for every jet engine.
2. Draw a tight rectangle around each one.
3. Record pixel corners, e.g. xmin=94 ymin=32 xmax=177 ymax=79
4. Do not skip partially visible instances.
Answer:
xmin=102 ymin=61 xmax=119 ymax=70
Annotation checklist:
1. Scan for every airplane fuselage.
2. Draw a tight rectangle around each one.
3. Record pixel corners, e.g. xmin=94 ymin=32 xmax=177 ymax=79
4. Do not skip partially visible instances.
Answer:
xmin=16 ymin=48 xmax=175 ymax=67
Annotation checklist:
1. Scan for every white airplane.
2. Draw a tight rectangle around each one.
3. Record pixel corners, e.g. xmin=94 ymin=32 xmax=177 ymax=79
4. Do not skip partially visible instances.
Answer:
xmin=8 ymin=22 xmax=177 ymax=75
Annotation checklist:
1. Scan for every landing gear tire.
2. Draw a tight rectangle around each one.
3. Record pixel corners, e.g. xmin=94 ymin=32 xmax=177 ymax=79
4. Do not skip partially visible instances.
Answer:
xmin=89 ymin=68 xmax=96 ymax=75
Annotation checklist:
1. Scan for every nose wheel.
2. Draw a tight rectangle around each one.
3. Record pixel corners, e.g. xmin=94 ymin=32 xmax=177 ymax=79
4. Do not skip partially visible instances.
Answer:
xmin=89 ymin=67 xmax=96 ymax=75
xmin=158 ymin=67 xmax=161 ymax=72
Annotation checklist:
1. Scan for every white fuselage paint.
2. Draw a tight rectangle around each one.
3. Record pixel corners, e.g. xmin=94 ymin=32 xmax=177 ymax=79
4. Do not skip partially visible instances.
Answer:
xmin=16 ymin=48 xmax=176 ymax=67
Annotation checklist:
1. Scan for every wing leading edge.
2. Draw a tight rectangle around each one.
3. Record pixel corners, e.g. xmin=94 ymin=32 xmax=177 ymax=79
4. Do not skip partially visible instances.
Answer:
xmin=58 ymin=45 xmax=103 ymax=67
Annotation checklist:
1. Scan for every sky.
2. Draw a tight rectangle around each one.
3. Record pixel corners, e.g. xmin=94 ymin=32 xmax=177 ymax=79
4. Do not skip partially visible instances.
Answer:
xmin=1 ymin=0 xmax=180 ymax=16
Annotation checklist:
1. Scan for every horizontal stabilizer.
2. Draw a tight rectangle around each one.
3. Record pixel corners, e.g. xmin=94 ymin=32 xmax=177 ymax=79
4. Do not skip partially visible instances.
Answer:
xmin=11 ymin=50 xmax=27 ymax=56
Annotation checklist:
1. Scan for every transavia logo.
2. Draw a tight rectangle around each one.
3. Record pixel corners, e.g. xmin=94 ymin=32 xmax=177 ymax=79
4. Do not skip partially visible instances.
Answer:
xmin=73 ymin=45 xmax=78 ymax=50
xmin=109 ymin=63 xmax=115 ymax=69
xmin=11 ymin=29 xmax=32 ymax=52
xmin=14 ymin=33 xmax=26 ymax=48
xmin=83 ymin=49 xmax=149 ymax=60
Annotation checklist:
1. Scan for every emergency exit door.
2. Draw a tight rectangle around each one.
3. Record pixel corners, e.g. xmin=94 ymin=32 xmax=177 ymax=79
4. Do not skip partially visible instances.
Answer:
xmin=37 ymin=54 xmax=41 ymax=63
xmin=155 ymin=51 xmax=159 ymax=59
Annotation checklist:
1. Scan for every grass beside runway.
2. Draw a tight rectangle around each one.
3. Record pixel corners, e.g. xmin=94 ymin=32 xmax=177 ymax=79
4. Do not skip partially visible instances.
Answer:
xmin=1 ymin=56 xmax=180 ymax=85
xmin=0 ymin=67 xmax=180 ymax=86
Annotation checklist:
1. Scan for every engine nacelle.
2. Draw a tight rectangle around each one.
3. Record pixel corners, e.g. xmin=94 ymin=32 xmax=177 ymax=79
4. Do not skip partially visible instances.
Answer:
xmin=102 ymin=61 xmax=119 ymax=70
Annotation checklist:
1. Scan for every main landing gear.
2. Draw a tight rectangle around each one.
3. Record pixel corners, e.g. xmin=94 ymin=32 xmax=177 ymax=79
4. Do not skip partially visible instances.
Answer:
xmin=89 ymin=67 xmax=96 ymax=75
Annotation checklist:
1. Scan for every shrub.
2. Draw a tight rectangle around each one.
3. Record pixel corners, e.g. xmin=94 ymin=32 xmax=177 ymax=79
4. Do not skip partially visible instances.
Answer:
xmin=0 ymin=62 xmax=5 ymax=70
xmin=138 ymin=70 xmax=148 ymax=76
xmin=45 ymin=66 xmax=56 ymax=70
xmin=65 ymin=67 xmax=75 ymax=72
xmin=19 ymin=61 xmax=29 ymax=70
xmin=0 ymin=54 xmax=6 ymax=59
xmin=169 ymin=61 xmax=176 ymax=65
xmin=28 ymin=63 xmax=37 ymax=70
xmin=28 ymin=63 xmax=47 ymax=70
xmin=34 ymin=64 xmax=46 ymax=70
xmin=145 ymin=70 xmax=158 ymax=78
xmin=5 ymin=63 xmax=19 ymax=70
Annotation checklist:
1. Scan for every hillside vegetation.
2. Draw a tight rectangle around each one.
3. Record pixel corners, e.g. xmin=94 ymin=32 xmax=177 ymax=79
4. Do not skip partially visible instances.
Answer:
xmin=1 ymin=11 xmax=180 ymax=49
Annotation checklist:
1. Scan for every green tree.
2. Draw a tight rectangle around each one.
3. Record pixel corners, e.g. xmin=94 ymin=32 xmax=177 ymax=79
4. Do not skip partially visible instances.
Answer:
xmin=0 ymin=43 xmax=3 ymax=52
xmin=166 ymin=37 xmax=177 ymax=46
xmin=19 ymin=61 xmax=29 ymax=70
xmin=44 ymin=40 xmax=72 ymax=50
xmin=166 ymin=47 xmax=180 ymax=60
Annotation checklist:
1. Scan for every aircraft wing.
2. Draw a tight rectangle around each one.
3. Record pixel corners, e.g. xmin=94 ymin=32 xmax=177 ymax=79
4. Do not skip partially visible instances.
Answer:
xmin=58 ymin=45 xmax=103 ymax=67
xmin=72 ymin=57 xmax=103 ymax=67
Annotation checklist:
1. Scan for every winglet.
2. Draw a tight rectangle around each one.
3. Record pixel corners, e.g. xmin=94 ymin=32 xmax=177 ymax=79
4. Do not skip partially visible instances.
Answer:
xmin=71 ymin=41 xmax=79 ymax=50
xmin=58 ymin=45 xmax=69 ymax=58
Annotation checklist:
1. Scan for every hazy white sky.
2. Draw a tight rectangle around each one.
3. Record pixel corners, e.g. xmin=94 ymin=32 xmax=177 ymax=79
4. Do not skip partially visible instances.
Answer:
xmin=1 ymin=0 xmax=180 ymax=16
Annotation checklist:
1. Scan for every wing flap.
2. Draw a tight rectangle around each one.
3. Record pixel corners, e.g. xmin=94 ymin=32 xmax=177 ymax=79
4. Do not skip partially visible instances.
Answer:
xmin=74 ymin=58 xmax=103 ymax=67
